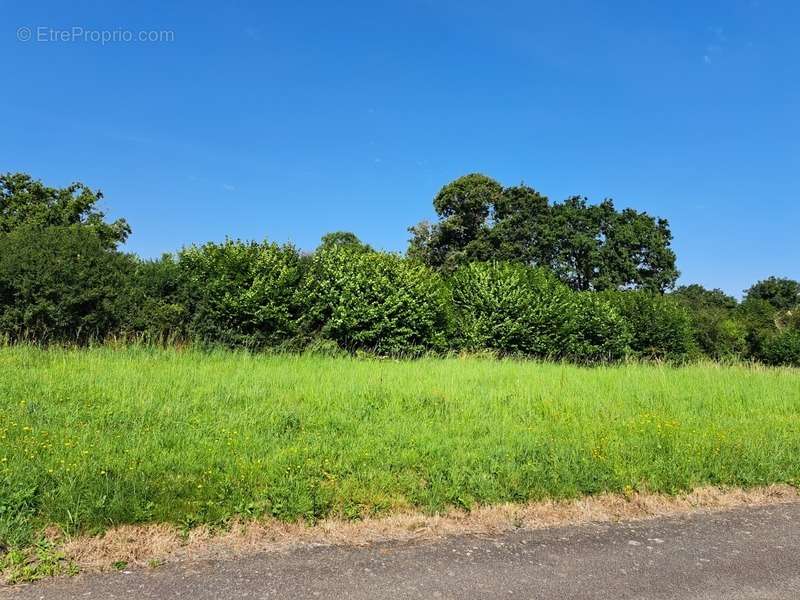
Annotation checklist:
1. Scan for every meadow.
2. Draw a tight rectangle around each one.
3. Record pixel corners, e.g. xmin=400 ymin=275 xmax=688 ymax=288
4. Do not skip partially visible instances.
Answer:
xmin=2 ymin=345 xmax=799 ymax=555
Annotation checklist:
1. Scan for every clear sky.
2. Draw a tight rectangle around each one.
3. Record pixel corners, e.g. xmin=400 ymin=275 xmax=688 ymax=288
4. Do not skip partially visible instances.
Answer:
xmin=2 ymin=1 xmax=798 ymax=296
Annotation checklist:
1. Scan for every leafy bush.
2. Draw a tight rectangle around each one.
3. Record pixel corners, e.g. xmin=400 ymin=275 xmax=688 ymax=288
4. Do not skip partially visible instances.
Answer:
xmin=0 ymin=225 xmax=133 ymax=343
xmin=300 ymin=247 xmax=451 ymax=355
xmin=684 ymin=310 xmax=747 ymax=360
xmin=706 ymin=317 xmax=747 ymax=359
xmin=671 ymin=285 xmax=746 ymax=359
xmin=561 ymin=293 xmax=630 ymax=363
xmin=737 ymin=298 xmax=779 ymax=360
xmin=758 ymin=330 xmax=800 ymax=366
xmin=450 ymin=262 xmax=569 ymax=357
xmin=601 ymin=290 xmax=694 ymax=361
xmin=120 ymin=255 xmax=188 ymax=342
xmin=450 ymin=262 xmax=628 ymax=361
xmin=738 ymin=298 xmax=800 ymax=366
xmin=178 ymin=240 xmax=304 ymax=349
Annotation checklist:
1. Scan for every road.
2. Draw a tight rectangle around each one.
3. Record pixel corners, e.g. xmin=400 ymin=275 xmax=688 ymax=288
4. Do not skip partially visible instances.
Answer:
xmin=6 ymin=503 xmax=799 ymax=599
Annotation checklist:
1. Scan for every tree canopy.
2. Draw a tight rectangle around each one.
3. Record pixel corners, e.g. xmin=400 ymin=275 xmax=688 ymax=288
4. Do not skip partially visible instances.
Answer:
xmin=744 ymin=277 xmax=800 ymax=311
xmin=408 ymin=174 xmax=678 ymax=292
xmin=317 ymin=231 xmax=372 ymax=253
xmin=0 ymin=172 xmax=130 ymax=248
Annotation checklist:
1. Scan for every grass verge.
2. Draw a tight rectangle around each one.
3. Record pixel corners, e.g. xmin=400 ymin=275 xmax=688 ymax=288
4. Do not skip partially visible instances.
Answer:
xmin=1 ymin=346 xmax=799 ymax=579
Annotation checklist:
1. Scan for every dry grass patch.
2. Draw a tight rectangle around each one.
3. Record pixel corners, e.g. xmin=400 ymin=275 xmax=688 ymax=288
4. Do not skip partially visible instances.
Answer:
xmin=54 ymin=484 xmax=799 ymax=575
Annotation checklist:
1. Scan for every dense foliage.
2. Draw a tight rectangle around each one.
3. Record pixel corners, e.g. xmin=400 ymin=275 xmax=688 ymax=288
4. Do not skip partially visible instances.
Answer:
xmin=450 ymin=262 xmax=629 ymax=362
xmin=744 ymin=277 xmax=800 ymax=311
xmin=670 ymin=285 xmax=745 ymax=359
xmin=0 ymin=226 xmax=133 ymax=343
xmin=300 ymin=246 xmax=451 ymax=355
xmin=601 ymin=290 xmax=695 ymax=361
xmin=1 ymin=172 xmax=798 ymax=365
xmin=408 ymin=174 xmax=678 ymax=292
xmin=450 ymin=262 xmax=568 ymax=357
xmin=177 ymin=240 xmax=304 ymax=349
xmin=0 ymin=172 xmax=130 ymax=248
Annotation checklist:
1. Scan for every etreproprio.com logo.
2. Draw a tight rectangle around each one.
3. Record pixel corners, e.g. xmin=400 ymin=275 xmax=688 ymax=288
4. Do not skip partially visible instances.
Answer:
xmin=17 ymin=26 xmax=175 ymax=44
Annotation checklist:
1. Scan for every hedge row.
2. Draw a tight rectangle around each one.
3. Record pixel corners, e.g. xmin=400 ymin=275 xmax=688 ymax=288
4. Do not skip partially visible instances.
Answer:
xmin=0 ymin=229 xmax=711 ymax=363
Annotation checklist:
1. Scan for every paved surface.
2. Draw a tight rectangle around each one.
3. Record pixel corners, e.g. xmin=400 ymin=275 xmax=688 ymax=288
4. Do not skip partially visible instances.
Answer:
xmin=6 ymin=503 xmax=800 ymax=599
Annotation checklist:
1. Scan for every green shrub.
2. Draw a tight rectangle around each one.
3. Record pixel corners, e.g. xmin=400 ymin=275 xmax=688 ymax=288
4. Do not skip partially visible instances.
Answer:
xmin=758 ymin=330 xmax=800 ymax=366
xmin=671 ymin=285 xmax=745 ymax=359
xmin=602 ymin=290 xmax=694 ymax=361
xmin=450 ymin=262 xmax=628 ymax=361
xmin=737 ymin=298 xmax=779 ymax=360
xmin=119 ymin=255 xmax=188 ymax=342
xmin=684 ymin=311 xmax=747 ymax=360
xmin=0 ymin=225 xmax=133 ymax=343
xmin=561 ymin=293 xmax=630 ymax=363
xmin=450 ymin=262 xmax=569 ymax=357
xmin=300 ymin=247 xmax=451 ymax=355
xmin=178 ymin=240 xmax=303 ymax=349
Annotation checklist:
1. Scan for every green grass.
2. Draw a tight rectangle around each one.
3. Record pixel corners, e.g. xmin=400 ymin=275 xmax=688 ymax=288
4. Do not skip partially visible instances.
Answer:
xmin=2 ymin=345 xmax=799 ymax=552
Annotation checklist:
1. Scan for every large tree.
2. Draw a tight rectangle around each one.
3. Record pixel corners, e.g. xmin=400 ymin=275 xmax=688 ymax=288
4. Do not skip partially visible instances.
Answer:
xmin=490 ymin=184 xmax=552 ymax=266
xmin=408 ymin=174 xmax=679 ymax=292
xmin=549 ymin=197 xmax=678 ymax=292
xmin=0 ymin=172 xmax=130 ymax=248
xmin=407 ymin=174 xmax=502 ymax=270
xmin=744 ymin=277 xmax=800 ymax=311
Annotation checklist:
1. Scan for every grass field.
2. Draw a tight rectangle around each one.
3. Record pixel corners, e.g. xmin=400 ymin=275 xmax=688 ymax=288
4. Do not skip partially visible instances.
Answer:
xmin=2 ymin=346 xmax=799 ymax=554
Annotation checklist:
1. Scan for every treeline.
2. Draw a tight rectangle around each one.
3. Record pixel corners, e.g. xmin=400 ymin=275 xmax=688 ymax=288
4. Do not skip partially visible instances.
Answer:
xmin=1 ymin=172 xmax=798 ymax=365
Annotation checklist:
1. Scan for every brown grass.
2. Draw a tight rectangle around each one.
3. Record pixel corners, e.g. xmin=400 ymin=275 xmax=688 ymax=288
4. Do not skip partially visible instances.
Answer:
xmin=49 ymin=484 xmax=799 ymax=574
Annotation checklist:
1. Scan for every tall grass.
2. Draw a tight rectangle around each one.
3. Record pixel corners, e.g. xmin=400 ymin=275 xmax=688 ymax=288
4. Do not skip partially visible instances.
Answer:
xmin=1 ymin=345 xmax=799 ymax=549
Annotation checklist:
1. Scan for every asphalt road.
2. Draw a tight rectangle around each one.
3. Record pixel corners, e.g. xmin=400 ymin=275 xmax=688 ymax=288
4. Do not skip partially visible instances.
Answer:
xmin=6 ymin=503 xmax=800 ymax=599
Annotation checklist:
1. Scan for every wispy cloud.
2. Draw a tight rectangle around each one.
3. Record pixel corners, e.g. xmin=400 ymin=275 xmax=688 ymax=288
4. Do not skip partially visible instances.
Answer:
xmin=223 ymin=184 xmax=236 ymax=191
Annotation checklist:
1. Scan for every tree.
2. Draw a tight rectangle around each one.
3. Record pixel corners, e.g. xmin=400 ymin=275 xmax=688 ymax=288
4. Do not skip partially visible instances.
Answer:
xmin=317 ymin=231 xmax=372 ymax=253
xmin=0 ymin=172 xmax=130 ymax=248
xmin=744 ymin=277 xmax=800 ymax=311
xmin=549 ymin=198 xmax=678 ymax=292
xmin=407 ymin=174 xmax=502 ymax=270
xmin=547 ymin=196 xmax=605 ymax=291
xmin=671 ymin=284 xmax=738 ymax=311
xmin=599 ymin=205 xmax=678 ymax=292
xmin=408 ymin=174 xmax=679 ymax=291
xmin=490 ymin=185 xmax=552 ymax=266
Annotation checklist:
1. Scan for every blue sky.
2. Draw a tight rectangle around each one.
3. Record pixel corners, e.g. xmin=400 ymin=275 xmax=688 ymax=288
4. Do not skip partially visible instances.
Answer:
xmin=2 ymin=1 xmax=798 ymax=296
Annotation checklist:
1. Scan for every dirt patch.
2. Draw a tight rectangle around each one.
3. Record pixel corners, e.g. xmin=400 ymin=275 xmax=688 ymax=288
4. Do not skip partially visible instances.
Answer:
xmin=41 ymin=485 xmax=800 ymax=574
